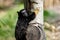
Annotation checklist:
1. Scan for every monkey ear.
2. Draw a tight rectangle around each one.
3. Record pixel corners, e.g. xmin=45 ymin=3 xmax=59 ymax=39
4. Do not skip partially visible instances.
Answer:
xmin=17 ymin=11 xmax=19 ymax=14
xmin=17 ymin=11 xmax=20 ymax=16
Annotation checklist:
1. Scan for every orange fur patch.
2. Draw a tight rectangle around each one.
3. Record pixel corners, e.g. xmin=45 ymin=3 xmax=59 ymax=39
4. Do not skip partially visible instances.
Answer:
xmin=34 ymin=8 xmax=39 ymax=15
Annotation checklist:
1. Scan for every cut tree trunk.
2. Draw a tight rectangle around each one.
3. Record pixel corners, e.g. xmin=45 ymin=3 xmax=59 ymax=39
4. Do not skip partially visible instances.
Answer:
xmin=24 ymin=0 xmax=46 ymax=40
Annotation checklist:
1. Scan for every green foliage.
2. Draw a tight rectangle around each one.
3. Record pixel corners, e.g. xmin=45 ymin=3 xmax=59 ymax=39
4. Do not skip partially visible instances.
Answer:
xmin=44 ymin=10 xmax=57 ymax=21
xmin=0 ymin=4 xmax=24 ymax=40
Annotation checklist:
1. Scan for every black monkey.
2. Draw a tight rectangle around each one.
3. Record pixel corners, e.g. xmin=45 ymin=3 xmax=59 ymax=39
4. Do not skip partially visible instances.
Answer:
xmin=15 ymin=9 xmax=36 ymax=40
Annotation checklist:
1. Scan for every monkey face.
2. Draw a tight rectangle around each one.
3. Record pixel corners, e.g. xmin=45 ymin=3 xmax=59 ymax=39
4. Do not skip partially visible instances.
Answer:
xmin=17 ymin=9 xmax=29 ymax=17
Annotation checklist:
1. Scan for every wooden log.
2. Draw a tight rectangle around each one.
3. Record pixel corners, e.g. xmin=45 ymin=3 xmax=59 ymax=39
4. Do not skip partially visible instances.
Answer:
xmin=26 ymin=23 xmax=46 ymax=40
xmin=24 ymin=0 xmax=46 ymax=40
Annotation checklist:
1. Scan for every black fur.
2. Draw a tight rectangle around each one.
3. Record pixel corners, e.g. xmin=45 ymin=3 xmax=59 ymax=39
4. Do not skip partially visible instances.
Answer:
xmin=15 ymin=9 xmax=35 ymax=40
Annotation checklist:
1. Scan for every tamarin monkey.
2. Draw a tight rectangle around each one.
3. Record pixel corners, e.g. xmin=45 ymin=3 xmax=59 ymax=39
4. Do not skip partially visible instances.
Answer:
xmin=15 ymin=9 xmax=36 ymax=40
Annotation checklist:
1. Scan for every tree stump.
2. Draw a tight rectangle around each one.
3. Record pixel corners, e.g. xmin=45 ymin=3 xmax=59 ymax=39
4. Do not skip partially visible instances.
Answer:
xmin=26 ymin=24 xmax=46 ymax=40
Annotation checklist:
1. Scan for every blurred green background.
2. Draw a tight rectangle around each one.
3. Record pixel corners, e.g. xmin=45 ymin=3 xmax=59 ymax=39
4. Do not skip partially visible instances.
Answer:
xmin=0 ymin=0 xmax=60 ymax=40
xmin=0 ymin=0 xmax=24 ymax=40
